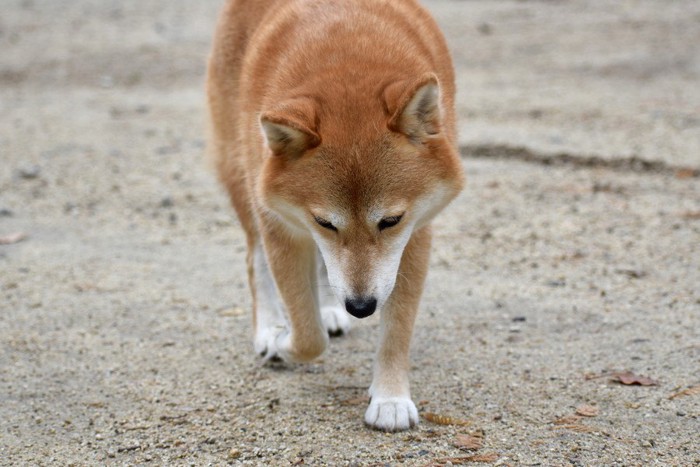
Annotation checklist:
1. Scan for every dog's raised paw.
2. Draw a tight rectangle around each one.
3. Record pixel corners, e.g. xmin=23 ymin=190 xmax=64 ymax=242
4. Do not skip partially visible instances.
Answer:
xmin=254 ymin=325 xmax=288 ymax=363
xmin=364 ymin=396 xmax=418 ymax=432
xmin=321 ymin=305 xmax=352 ymax=337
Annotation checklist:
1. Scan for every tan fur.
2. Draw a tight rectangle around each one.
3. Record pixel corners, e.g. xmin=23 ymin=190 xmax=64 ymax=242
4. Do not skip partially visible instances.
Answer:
xmin=207 ymin=0 xmax=464 ymax=431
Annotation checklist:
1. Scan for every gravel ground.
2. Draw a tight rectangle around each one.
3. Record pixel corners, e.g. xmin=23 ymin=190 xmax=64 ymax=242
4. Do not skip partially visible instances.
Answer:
xmin=1 ymin=0 xmax=699 ymax=465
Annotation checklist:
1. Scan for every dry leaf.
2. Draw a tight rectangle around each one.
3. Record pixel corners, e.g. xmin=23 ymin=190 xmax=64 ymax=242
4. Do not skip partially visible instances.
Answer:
xmin=218 ymin=307 xmax=245 ymax=317
xmin=669 ymin=384 xmax=700 ymax=400
xmin=575 ymin=404 xmax=599 ymax=417
xmin=464 ymin=453 xmax=499 ymax=463
xmin=553 ymin=414 xmax=582 ymax=425
xmin=585 ymin=370 xmax=658 ymax=385
xmin=423 ymin=412 xmax=471 ymax=426
xmin=675 ymin=168 xmax=697 ymax=179
xmin=339 ymin=396 xmax=369 ymax=406
xmin=554 ymin=424 xmax=596 ymax=433
xmin=615 ymin=268 xmax=647 ymax=279
xmin=551 ymin=412 xmax=601 ymax=434
xmin=612 ymin=371 xmax=658 ymax=386
xmin=0 ymin=232 xmax=28 ymax=245
xmin=454 ymin=434 xmax=483 ymax=451
xmin=429 ymin=452 xmax=499 ymax=465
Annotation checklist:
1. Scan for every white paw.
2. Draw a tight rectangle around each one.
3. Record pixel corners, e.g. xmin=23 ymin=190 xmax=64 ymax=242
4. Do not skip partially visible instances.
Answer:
xmin=321 ymin=306 xmax=352 ymax=336
xmin=254 ymin=324 xmax=288 ymax=362
xmin=364 ymin=396 xmax=418 ymax=432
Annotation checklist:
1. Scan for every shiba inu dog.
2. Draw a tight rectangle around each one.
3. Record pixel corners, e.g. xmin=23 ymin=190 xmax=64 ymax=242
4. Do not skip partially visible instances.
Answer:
xmin=207 ymin=0 xmax=464 ymax=431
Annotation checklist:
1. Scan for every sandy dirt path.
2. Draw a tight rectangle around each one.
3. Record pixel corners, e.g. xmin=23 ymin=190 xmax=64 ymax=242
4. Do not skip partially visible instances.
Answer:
xmin=1 ymin=1 xmax=698 ymax=465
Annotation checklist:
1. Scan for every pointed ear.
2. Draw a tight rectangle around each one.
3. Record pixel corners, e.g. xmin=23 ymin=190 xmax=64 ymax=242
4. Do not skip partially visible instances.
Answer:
xmin=260 ymin=99 xmax=321 ymax=157
xmin=385 ymin=73 xmax=442 ymax=142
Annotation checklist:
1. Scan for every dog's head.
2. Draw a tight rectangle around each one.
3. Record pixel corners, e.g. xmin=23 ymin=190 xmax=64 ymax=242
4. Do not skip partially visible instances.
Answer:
xmin=258 ymin=74 xmax=464 ymax=318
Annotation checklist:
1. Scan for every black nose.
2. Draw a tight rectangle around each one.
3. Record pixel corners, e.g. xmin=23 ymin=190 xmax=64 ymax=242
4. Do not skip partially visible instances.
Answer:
xmin=345 ymin=297 xmax=377 ymax=318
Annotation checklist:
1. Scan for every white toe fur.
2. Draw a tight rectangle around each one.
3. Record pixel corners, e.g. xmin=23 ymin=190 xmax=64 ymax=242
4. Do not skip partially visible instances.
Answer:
xmin=364 ymin=396 xmax=418 ymax=432
xmin=254 ymin=324 xmax=287 ymax=361
xmin=321 ymin=305 xmax=352 ymax=335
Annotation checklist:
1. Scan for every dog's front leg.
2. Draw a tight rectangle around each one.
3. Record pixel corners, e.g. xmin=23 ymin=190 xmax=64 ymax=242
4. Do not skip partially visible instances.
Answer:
xmin=365 ymin=226 xmax=432 ymax=431
xmin=260 ymin=219 xmax=328 ymax=363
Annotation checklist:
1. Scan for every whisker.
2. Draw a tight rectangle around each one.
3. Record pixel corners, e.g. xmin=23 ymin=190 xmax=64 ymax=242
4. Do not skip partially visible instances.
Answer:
xmin=395 ymin=272 xmax=411 ymax=287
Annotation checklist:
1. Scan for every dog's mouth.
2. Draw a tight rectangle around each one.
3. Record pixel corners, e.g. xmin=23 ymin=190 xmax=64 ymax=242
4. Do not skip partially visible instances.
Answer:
xmin=344 ymin=297 xmax=377 ymax=319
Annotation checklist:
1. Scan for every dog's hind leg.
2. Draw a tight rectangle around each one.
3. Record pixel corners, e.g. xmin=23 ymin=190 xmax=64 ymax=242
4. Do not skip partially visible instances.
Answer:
xmin=251 ymin=242 xmax=288 ymax=360
xmin=317 ymin=252 xmax=352 ymax=337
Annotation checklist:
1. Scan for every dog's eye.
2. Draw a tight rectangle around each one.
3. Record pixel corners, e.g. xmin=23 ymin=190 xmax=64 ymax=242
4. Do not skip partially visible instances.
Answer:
xmin=314 ymin=216 xmax=337 ymax=232
xmin=378 ymin=214 xmax=403 ymax=231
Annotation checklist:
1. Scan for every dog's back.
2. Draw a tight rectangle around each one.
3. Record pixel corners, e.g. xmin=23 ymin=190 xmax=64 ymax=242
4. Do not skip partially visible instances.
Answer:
xmin=207 ymin=0 xmax=457 ymax=156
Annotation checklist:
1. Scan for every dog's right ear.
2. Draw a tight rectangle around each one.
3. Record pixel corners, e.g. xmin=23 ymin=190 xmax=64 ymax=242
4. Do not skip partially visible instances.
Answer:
xmin=260 ymin=99 xmax=320 ymax=157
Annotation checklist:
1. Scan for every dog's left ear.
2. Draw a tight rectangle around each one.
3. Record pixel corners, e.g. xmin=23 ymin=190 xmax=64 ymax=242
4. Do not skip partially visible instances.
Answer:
xmin=385 ymin=73 xmax=441 ymax=142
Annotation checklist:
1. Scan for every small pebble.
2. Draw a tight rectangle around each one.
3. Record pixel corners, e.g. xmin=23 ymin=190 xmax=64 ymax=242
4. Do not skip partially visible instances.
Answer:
xmin=218 ymin=307 xmax=245 ymax=317
xmin=477 ymin=22 xmax=492 ymax=35
xmin=100 ymin=75 xmax=114 ymax=88
xmin=18 ymin=165 xmax=41 ymax=179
